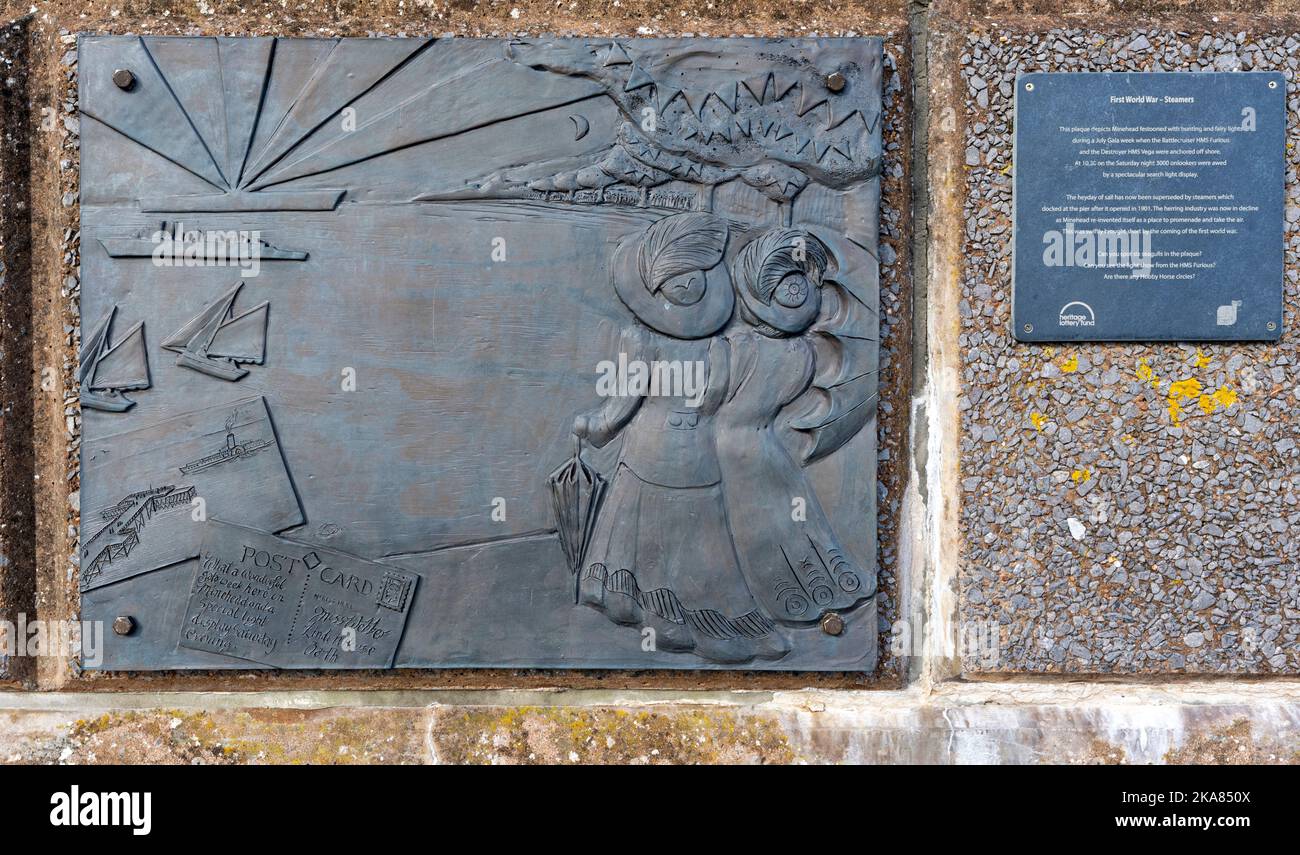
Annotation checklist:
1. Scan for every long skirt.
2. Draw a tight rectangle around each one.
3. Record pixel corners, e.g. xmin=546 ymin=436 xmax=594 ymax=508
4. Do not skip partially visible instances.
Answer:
xmin=577 ymin=463 xmax=789 ymax=663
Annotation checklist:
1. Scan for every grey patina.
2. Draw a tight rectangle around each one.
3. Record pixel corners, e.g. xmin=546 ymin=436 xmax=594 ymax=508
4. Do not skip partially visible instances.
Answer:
xmin=78 ymin=36 xmax=883 ymax=670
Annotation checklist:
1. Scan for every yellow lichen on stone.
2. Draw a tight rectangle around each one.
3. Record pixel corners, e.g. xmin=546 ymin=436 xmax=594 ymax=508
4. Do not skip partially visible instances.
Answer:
xmin=1030 ymin=411 xmax=1047 ymax=431
xmin=1071 ymin=468 xmax=1090 ymax=483
xmin=1193 ymin=349 xmax=1211 ymax=369
xmin=1060 ymin=354 xmax=1079 ymax=373
xmin=1164 ymin=719 xmax=1300 ymax=765
xmin=1168 ymin=378 xmax=1202 ymax=401
xmin=1135 ymin=358 xmax=1158 ymax=387
xmin=429 ymin=706 xmax=797 ymax=765
xmin=58 ymin=710 xmax=236 ymax=765
xmin=1165 ymin=378 xmax=1203 ymax=426
xmin=1167 ymin=397 xmax=1183 ymax=426
xmin=1079 ymin=737 xmax=1128 ymax=765
xmin=52 ymin=708 xmax=427 ymax=765
xmin=1194 ymin=385 xmax=1238 ymax=417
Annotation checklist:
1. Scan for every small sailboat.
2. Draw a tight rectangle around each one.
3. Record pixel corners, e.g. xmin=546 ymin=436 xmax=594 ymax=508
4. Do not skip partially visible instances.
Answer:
xmin=162 ymin=282 xmax=269 ymax=381
xmin=79 ymin=307 xmax=150 ymax=412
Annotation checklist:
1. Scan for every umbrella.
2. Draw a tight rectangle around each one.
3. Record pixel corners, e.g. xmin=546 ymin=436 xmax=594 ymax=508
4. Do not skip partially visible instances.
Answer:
xmin=548 ymin=436 xmax=607 ymax=601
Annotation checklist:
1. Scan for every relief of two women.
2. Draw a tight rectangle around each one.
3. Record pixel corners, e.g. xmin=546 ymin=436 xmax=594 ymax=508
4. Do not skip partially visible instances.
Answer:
xmin=571 ymin=211 xmax=875 ymax=663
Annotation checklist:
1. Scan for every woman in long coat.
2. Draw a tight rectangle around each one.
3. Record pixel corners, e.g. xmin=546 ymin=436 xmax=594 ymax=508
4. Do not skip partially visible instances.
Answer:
xmin=716 ymin=228 xmax=876 ymax=626
xmin=572 ymin=213 xmax=790 ymax=663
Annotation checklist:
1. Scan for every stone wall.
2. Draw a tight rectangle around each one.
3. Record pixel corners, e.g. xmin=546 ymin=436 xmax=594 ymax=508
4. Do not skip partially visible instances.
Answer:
xmin=0 ymin=0 xmax=1296 ymax=763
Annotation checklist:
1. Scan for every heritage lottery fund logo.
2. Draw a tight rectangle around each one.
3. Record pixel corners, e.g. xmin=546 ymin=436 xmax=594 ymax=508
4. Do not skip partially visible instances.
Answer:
xmin=49 ymin=786 xmax=152 ymax=835
xmin=1058 ymin=301 xmax=1096 ymax=328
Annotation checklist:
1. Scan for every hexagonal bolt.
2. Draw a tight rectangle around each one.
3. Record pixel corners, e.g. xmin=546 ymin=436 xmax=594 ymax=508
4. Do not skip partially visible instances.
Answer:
xmin=824 ymin=71 xmax=847 ymax=93
xmin=112 ymin=615 xmax=136 ymax=636
xmin=112 ymin=68 xmax=136 ymax=91
xmin=820 ymin=612 xmax=845 ymax=636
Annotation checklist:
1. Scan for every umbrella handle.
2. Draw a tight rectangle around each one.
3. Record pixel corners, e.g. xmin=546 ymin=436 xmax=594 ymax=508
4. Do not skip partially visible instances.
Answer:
xmin=574 ymin=434 xmax=583 ymax=461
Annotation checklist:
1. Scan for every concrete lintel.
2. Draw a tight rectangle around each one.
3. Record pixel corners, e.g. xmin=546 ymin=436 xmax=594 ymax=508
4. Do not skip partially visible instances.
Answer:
xmin=4 ymin=679 xmax=1300 ymax=712
xmin=0 ymin=683 xmax=1296 ymax=763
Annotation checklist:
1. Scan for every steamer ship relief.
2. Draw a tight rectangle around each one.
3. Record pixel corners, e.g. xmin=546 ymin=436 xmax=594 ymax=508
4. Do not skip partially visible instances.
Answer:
xmin=179 ymin=412 xmax=275 ymax=475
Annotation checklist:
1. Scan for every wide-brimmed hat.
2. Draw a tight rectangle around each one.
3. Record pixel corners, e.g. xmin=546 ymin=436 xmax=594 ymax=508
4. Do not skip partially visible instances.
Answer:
xmin=611 ymin=213 xmax=734 ymax=340
xmin=730 ymin=228 xmax=833 ymax=334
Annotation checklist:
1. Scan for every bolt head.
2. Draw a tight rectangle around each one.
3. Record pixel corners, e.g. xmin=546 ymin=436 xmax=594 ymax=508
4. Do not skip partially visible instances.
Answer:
xmin=112 ymin=68 xmax=136 ymax=91
xmin=824 ymin=71 xmax=846 ymax=93
xmin=112 ymin=615 xmax=135 ymax=636
xmin=820 ymin=612 xmax=845 ymax=636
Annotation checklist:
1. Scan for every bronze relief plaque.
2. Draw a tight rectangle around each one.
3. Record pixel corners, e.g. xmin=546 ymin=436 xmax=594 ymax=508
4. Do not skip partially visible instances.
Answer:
xmin=78 ymin=36 xmax=883 ymax=670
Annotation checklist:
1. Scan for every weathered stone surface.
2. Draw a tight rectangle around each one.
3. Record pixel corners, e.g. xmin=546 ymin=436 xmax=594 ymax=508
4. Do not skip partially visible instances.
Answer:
xmin=1 ymin=686 xmax=1296 ymax=764
xmin=1 ymin=706 xmax=429 ymax=765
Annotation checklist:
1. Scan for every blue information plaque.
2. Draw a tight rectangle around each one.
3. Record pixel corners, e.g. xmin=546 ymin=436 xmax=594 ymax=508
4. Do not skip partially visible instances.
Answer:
xmin=1012 ymin=72 xmax=1285 ymax=342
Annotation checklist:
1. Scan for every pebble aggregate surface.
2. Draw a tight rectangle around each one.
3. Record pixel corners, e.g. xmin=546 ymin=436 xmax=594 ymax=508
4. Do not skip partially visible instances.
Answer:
xmin=959 ymin=28 xmax=1300 ymax=673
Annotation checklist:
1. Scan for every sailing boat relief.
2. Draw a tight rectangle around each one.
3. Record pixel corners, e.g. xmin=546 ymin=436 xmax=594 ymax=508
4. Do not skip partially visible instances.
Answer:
xmin=79 ymin=306 xmax=151 ymax=412
xmin=163 ymin=282 xmax=269 ymax=381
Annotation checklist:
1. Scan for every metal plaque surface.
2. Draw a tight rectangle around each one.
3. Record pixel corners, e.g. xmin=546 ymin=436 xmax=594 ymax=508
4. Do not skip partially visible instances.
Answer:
xmin=80 ymin=395 xmax=302 ymax=591
xmin=1012 ymin=72 xmax=1285 ymax=342
xmin=79 ymin=36 xmax=883 ymax=670
xmin=180 ymin=522 xmax=418 ymax=667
